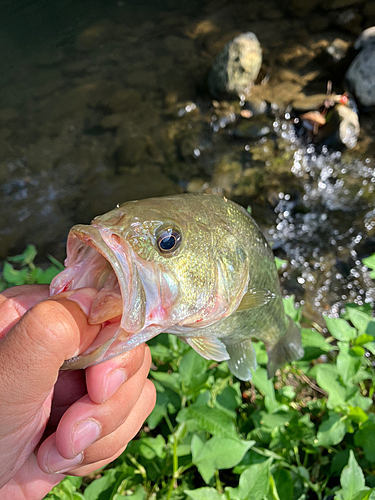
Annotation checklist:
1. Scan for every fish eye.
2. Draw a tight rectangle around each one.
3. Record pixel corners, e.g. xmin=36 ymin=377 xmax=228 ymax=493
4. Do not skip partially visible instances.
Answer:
xmin=155 ymin=225 xmax=182 ymax=255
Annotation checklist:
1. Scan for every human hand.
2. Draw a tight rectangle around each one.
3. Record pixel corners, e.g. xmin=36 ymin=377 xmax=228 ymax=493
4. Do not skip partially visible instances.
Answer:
xmin=0 ymin=285 xmax=156 ymax=500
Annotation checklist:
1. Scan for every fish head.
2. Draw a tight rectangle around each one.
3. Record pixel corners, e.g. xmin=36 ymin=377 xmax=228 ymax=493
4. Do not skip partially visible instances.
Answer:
xmin=50 ymin=194 xmax=250 ymax=368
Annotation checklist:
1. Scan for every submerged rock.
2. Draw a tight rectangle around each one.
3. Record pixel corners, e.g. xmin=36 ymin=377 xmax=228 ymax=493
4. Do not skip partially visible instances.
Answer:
xmin=208 ymin=32 xmax=262 ymax=97
xmin=317 ymin=103 xmax=360 ymax=149
xmin=346 ymin=28 xmax=375 ymax=107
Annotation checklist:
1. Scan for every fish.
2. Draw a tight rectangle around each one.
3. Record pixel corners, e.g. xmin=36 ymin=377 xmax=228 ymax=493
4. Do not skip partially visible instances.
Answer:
xmin=50 ymin=193 xmax=304 ymax=380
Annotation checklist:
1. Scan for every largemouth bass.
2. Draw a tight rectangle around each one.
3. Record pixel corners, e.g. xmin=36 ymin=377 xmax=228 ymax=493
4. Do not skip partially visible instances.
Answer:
xmin=50 ymin=194 xmax=303 ymax=380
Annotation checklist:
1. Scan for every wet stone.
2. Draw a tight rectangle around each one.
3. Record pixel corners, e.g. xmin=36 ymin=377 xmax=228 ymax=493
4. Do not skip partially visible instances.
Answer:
xmin=316 ymin=104 xmax=360 ymax=150
xmin=208 ymin=32 xmax=262 ymax=97
xmin=326 ymin=38 xmax=351 ymax=61
xmin=346 ymin=42 xmax=375 ymax=106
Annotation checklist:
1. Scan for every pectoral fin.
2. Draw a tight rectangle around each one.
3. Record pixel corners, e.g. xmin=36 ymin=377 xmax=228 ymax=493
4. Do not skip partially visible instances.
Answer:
xmin=185 ymin=336 xmax=230 ymax=361
xmin=222 ymin=338 xmax=257 ymax=381
xmin=236 ymin=288 xmax=276 ymax=312
xmin=266 ymin=317 xmax=304 ymax=378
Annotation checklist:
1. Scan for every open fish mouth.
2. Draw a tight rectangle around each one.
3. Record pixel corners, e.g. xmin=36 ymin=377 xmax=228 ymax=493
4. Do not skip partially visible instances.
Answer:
xmin=50 ymin=224 xmax=146 ymax=369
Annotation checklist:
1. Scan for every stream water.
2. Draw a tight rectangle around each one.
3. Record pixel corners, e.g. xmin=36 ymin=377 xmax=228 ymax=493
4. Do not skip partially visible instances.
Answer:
xmin=0 ymin=0 xmax=374 ymax=320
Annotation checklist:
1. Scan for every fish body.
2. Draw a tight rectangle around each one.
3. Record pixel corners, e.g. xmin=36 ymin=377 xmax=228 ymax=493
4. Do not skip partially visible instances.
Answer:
xmin=50 ymin=193 xmax=303 ymax=380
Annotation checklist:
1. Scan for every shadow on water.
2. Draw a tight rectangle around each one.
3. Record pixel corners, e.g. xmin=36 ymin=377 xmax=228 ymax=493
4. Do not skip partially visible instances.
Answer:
xmin=0 ymin=0 xmax=374 ymax=318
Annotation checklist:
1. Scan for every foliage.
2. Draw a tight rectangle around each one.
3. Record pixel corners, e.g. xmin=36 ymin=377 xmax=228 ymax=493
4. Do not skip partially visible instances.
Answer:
xmin=1 ymin=248 xmax=374 ymax=500
xmin=0 ymin=244 xmax=63 ymax=291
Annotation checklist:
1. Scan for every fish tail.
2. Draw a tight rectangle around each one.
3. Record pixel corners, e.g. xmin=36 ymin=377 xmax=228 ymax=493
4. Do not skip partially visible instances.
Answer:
xmin=266 ymin=317 xmax=304 ymax=378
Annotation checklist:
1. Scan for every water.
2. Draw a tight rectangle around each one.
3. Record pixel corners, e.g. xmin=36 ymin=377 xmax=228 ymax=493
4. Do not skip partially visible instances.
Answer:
xmin=0 ymin=0 xmax=374 ymax=319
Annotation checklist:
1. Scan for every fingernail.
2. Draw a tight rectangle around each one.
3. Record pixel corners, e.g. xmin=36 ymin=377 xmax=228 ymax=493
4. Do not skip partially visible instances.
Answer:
xmin=104 ymin=369 xmax=126 ymax=401
xmin=72 ymin=419 xmax=101 ymax=455
xmin=46 ymin=447 xmax=83 ymax=474
xmin=67 ymin=289 xmax=98 ymax=317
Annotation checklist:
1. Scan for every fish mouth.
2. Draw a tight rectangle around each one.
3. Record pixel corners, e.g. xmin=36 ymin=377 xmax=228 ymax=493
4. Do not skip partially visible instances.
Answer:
xmin=50 ymin=224 xmax=146 ymax=369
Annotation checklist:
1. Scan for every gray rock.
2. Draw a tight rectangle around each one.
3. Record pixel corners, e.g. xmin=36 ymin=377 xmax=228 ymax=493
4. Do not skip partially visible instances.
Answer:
xmin=354 ymin=26 xmax=375 ymax=50
xmin=346 ymin=41 xmax=375 ymax=106
xmin=208 ymin=32 xmax=262 ymax=97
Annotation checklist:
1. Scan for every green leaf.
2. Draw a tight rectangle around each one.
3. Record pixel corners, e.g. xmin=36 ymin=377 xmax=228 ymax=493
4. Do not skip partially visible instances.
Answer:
xmin=225 ymin=459 xmax=272 ymax=500
xmin=348 ymin=406 xmax=369 ymax=424
xmin=316 ymin=412 xmax=346 ymax=446
xmin=259 ymin=411 xmax=292 ymax=431
xmin=337 ymin=343 xmax=362 ymax=384
xmin=83 ymin=469 xmax=119 ymax=500
xmin=337 ymin=450 xmax=366 ymax=500
xmin=312 ymin=364 xmax=357 ymax=408
xmin=301 ymin=328 xmax=332 ymax=361
xmin=331 ymin=449 xmax=350 ymax=477
xmin=275 ymin=257 xmax=287 ymax=270
xmin=353 ymin=490 xmax=375 ymax=500
xmin=7 ymin=244 xmax=37 ymax=265
xmin=151 ymin=371 xmax=181 ymax=393
xmin=363 ymin=254 xmax=375 ymax=278
xmin=355 ymin=334 xmax=375 ymax=346
xmin=355 ymin=416 xmax=375 ymax=462
xmin=127 ymin=435 xmax=166 ymax=460
xmin=127 ymin=485 xmax=146 ymax=500
xmin=2 ymin=262 xmax=29 ymax=285
xmin=179 ymin=349 xmax=208 ymax=391
xmin=252 ymin=367 xmax=280 ymax=412
xmin=192 ymin=435 xmax=254 ymax=484
xmin=283 ymin=296 xmax=302 ymax=322
xmin=185 ymin=487 xmax=226 ymax=500
xmin=216 ymin=385 xmax=242 ymax=418
xmin=273 ymin=468 xmax=293 ymax=500
xmin=37 ymin=265 xmax=62 ymax=284
xmin=47 ymin=254 xmax=65 ymax=271
xmin=347 ymin=309 xmax=373 ymax=335
xmin=177 ymin=405 xmax=238 ymax=439
xmin=324 ymin=316 xmax=357 ymax=341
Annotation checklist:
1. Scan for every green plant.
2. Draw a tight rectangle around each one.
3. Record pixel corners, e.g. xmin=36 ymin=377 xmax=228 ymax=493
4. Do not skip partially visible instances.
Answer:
xmin=1 ymin=248 xmax=374 ymax=500
xmin=0 ymin=244 xmax=63 ymax=291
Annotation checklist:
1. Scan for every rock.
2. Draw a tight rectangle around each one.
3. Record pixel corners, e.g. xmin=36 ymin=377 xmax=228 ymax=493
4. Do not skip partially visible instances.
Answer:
xmin=208 ymin=32 xmax=262 ymax=97
xmin=242 ymin=98 xmax=268 ymax=116
xmin=354 ymin=26 xmax=375 ymax=49
xmin=316 ymin=104 xmax=360 ymax=149
xmin=326 ymin=38 xmax=350 ymax=62
xmin=346 ymin=41 xmax=375 ymax=106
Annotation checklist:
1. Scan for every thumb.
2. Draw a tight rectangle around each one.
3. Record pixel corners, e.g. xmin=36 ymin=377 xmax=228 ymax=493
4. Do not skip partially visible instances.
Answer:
xmin=0 ymin=288 xmax=101 ymax=410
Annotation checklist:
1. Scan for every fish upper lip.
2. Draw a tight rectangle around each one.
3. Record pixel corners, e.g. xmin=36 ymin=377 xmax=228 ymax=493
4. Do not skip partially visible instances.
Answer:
xmin=51 ymin=223 xmax=145 ymax=335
